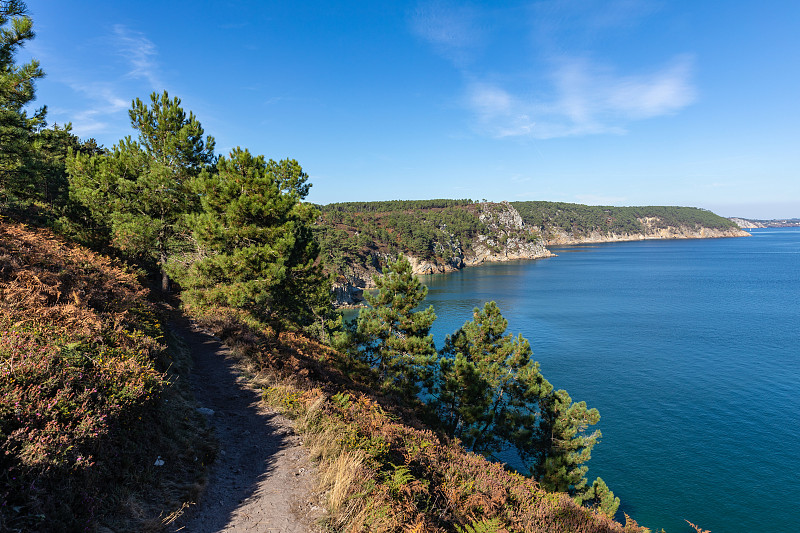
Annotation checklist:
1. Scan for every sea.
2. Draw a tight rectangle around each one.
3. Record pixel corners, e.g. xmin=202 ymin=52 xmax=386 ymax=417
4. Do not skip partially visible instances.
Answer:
xmin=408 ymin=227 xmax=798 ymax=533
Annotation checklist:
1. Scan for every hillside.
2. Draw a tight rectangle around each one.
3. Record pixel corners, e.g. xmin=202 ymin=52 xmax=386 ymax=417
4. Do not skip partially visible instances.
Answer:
xmin=512 ymin=202 xmax=749 ymax=244
xmin=182 ymin=303 xmax=650 ymax=533
xmin=315 ymin=200 xmax=552 ymax=305
xmin=315 ymin=200 xmax=748 ymax=305
xmin=0 ymin=222 xmax=212 ymax=531
xmin=0 ymin=223 xmax=655 ymax=533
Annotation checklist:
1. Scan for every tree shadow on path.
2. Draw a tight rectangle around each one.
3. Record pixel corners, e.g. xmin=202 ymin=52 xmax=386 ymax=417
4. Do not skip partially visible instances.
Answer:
xmin=169 ymin=318 xmax=316 ymax=533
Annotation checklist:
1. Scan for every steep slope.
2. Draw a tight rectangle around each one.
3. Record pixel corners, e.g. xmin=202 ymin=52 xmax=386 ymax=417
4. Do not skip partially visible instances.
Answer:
xmin=512 ymin=201 xmax=749 ymax=244
xmin=315 ymin=201 xmax=551 ymax=305
xmin=0 ymin=222 xmax=212 ymax=531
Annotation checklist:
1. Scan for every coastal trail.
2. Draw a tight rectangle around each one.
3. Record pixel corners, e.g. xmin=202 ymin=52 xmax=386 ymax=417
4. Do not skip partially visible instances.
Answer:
xmin=169 ymin=319 xmax=324 ymax=532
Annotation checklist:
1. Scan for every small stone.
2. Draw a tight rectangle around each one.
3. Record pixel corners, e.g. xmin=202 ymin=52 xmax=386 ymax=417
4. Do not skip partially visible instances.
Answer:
xmin=197 ymin=407 xmax=215 ymax=416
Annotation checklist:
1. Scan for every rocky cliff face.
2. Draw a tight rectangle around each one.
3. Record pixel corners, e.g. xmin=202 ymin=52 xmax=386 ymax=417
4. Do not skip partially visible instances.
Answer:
xmin=729 ymin=217 xmax=800 ymax=228
xmin=729 ymin=218 xmax=767 ymax=229
xmin=544 ymin=217 xmax=750 ymax=245
xmin=332 ymin=202 xmax=552 ymax=306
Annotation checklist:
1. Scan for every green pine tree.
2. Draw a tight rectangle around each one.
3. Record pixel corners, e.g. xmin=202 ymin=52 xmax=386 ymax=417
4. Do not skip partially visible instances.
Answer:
xmin=67 ymin=91 xmax=215 ymax=290
xmin=434 ymin=301 xmax=616 ymax=512
xmin=29 ymin=123 xmax=83 ymax=207
xmin=356 ymin=256 xmax=437 ymax=400
xmin=434 ymin=301 xmax=552 ymax=458
xmin=578 ymin=476 xmax=620 ymax=519
xmin=170 ymin=147 xmax=330 ymax=335
xmin=0 ymin=0 xmax=46 ymax=204
xmin=533 ymin=388 xmax=604 ymax=501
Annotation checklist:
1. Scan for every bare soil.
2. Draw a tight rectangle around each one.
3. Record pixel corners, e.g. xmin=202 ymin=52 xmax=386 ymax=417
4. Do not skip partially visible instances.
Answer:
xmin=169 ymin=320 xmax=324 ymax=532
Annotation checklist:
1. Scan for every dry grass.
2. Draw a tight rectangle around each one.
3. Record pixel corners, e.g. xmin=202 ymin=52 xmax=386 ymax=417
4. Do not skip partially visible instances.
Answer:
xmin=189 ymin=306 xmax=652 ymax=533
xmin=685 ymin=520 xmax=711 ymax=533
xmin=0 ymin=221 xmax=214 ymax=532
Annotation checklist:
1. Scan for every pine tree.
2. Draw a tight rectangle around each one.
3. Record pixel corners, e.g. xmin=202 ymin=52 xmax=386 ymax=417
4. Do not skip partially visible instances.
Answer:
xmin=579 ymin=476 xmax=620 ymax=518
xmin=434 ymin=301 xmax=617 ymax=512
xmin=29 ymin=123 xmax=83 ymax=207
xmin=0 ymin=0 xmax=45 ymax=203
xmin=356 ymin=256 xmax=437 ymax=399
xmin=533 ymin=388 xmax=603 ymax=500
xmin=67 ymin=91 xmax=214 ymax=290
xmin=434 ymin=301 xmax=552 ymax=458
xmin=170 ymin=147 xmax=329 ymax=334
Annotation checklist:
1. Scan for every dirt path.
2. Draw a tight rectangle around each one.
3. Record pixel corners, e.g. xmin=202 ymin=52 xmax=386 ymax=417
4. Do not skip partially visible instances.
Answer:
xmin=170 ymin=320 xmax=323 ymax=532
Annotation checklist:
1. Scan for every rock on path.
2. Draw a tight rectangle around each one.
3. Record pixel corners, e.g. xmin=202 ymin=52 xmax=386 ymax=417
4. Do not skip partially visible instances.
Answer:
xmin=170 ymin=321 xmax=323 ymax=532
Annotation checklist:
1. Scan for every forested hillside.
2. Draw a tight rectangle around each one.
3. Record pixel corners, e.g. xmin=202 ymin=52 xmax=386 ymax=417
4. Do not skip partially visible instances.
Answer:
xmin=313 ymin=200 xmax=551 ymax=304
xmin=315 ymin=199 xmax=483 ymax=270
xmin=314 ymin=199 xmax=747 ymax=304
xmin=512 ymin=201 xmax=743 ymax=241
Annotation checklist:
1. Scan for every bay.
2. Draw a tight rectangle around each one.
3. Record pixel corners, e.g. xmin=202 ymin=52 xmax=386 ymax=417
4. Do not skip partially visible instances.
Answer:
xmin=414 ymin=227 xmax=800 ymax=533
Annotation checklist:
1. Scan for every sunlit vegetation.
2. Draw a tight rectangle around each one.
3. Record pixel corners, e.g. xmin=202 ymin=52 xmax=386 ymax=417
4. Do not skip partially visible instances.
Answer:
xmin=186 ymin=301 xmax=646 ymax=533
xmin=0 ymin=223 xmax=213 ymax=531
xmin=0 ymin=2 xmax=718 ymax=530
xmin=512 ymin=201 xmax=738 ymax=237
xmin=315 ymin=200 xmax=488 ymax=280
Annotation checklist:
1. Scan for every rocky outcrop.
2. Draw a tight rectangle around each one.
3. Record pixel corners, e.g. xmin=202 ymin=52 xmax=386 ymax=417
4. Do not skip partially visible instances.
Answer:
xmin=332 ymin=202 xmax=551 ymax=306
xmin=729 ymin=218 xmax=767 ymax=229
xmin=466 ymin=202 xmax=553 ymax=265
xmin=331 ymin=206 xmax=753 ymax=307
xmin=544 ymin=217 xmax=749 ymax=245
xmin=729 ymin=217 xmax=800 ymax=228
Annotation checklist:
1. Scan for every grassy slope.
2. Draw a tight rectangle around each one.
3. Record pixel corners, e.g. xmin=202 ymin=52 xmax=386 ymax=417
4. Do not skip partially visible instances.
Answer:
xmin=0 ymin=222 xmax=213 ymax=532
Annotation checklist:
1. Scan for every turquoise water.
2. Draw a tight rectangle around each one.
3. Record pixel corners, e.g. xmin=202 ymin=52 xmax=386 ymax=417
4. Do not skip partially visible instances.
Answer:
xmin=415 ymin=228 xmax=800 ymax=533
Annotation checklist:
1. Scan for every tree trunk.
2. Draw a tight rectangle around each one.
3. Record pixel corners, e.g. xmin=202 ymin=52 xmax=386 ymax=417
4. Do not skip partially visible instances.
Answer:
xmin=160 ymin=251 xmax=170 ymax=293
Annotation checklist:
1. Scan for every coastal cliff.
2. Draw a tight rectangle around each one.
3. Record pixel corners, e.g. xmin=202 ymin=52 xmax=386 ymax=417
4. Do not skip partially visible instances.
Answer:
xmin=316 ymin=200 xmax=748 ymax=306
xmin=543 ymin=218 xmax=749 ymax=245
xmin=318 ymin=201 xmax=551 ymax=306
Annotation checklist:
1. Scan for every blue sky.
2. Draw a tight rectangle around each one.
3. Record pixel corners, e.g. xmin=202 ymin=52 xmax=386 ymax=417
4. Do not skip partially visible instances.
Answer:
xmin=21 ymin=1 xmax=800 ymax=218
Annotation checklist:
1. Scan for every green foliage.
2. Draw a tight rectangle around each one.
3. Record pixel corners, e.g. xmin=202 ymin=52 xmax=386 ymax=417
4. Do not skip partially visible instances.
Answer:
xmin=456 ymin=517 xmax=504 ymax=533
xmin=314 ymin=200 xmax=486 ymax=282
xmin=533 ymin=388 xmax=604 ymax=503
xmin=434 ymin=301 xmax=552 ymax=462
xmin=319 ymin=198 xmax=474 ymax=213
xmin=0 ymin=0 xmax=46 ymax=203
xmin=355 ymin=256 xmax=437 ymax=399
xmin=579 ymin=477 xmax=620 ymax=519
xmin=512 ymin=201 xmax=738 ymax=235
xmin=170 ymin=147 xmax=331 ymax=333
xmin=383 ymin=463 xmax=417 ymax=497
xmin=348 ymin=264 xmax=614 ymax=513
xmin=27 ymin=123 xmax=81 ymax=207
xmin=67 ymin=91 xmax=215 ymax=290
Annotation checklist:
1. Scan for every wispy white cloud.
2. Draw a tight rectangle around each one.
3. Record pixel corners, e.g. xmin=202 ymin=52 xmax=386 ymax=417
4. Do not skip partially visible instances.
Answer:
xmin=533 ymin=0 xmax=661 ymax=36
xmin=65 ymin=82 xmax=130 ymax=137
xmin=466 ymin=53 xmax=694 ymax=139
xmin=113 ymin=25 xmax=160 ymax=89
xmin=411 ymin=1 xmax=696 ymax=139
xmin=410 ymin=1 xmax=483 ymax=65
xmin=47 ymin=25 xmax=162 ymax=141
